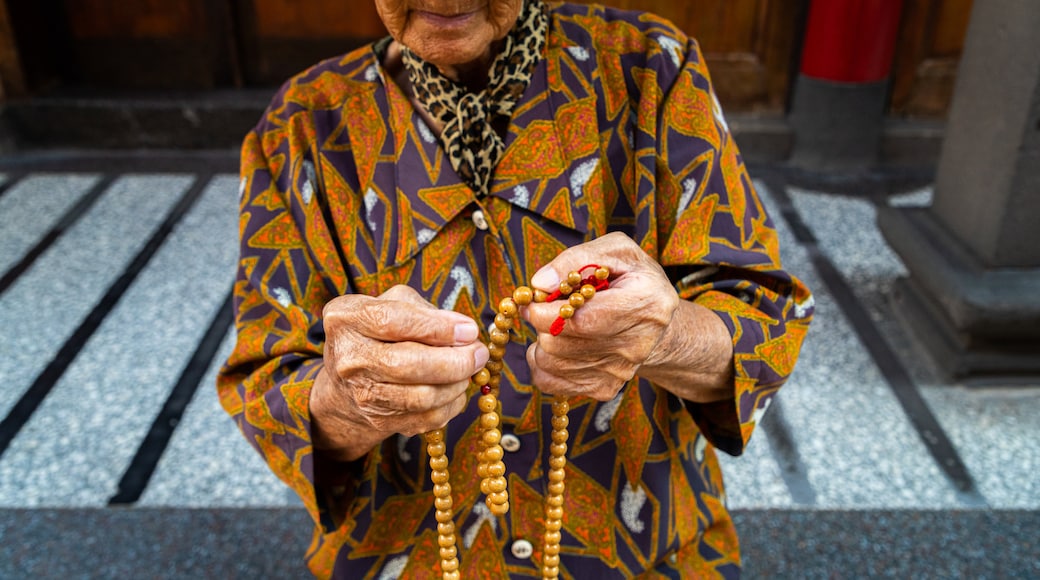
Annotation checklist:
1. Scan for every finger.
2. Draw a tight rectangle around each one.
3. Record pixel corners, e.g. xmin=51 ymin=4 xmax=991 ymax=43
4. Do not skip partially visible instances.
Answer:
xmin=397 ymin=391 xmax=471 ymax=438
xmin=343 ymin=340 xmax=489 ymax=385
xmin=528 ymin=232 xmax=637 ymax=293
xmin=326 ymin=295 xmax=480 ymax=347
xmin=354 ymin=377 xmax=472 ymax=416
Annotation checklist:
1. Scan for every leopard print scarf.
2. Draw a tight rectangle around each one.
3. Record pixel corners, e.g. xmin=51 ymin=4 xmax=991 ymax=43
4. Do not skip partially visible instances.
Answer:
xmin=402 ymin=0 xmax=548 ymax=197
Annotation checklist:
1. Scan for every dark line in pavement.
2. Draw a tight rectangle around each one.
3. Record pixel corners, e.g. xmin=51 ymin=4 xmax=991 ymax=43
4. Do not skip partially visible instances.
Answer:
xmin=109 ymin=289 xmax=234 ymax=505
xmin=0 ymin=174 xmax=213 ymax=461
xmin=0 ymin=171 xmax=26 ymax=202
xmin=761 ymin=173 xmax=985 ymax=503
xmin=0 ymin=174 xmax=116 ymax=298
xmin=759 ymin=396 xmax=817 ymax=506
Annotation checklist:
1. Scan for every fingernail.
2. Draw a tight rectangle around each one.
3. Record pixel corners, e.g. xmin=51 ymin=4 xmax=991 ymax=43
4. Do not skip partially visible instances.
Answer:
xmin=454 ymin=321 xmax=478 ymax=344
xmin=474 ymin=345 xmax=490 ymax=369
xmin=531 ymin=266 xmax=560 ymax=290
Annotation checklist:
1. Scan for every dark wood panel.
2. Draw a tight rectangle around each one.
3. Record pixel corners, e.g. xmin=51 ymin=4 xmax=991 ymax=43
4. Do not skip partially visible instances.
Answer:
xmin=890 ymin=0 xmax=974 ymax=117
xmin=59 ymin=0 xmax=238 ymax=89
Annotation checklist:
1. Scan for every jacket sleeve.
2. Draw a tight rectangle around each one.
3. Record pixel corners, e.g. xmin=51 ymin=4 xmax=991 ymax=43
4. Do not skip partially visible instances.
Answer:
xmin=216 ymin=107 xmax=380 ymax=536
xmin=639 ymin=29 xmax=815 ymax=456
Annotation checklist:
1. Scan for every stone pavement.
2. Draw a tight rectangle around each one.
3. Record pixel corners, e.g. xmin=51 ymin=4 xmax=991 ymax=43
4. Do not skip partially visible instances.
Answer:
xmin=0 ymin=150 xmax=1036 ymax=578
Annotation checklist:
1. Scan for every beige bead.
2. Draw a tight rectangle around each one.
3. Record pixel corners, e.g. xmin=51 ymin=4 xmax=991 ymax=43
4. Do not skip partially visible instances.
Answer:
xmin=533 ymin=289 xmax=549 ymax=303
xmin=494 ymin=312 xmax=513 ymax=330
xmin=548 ymin=468 xmax=565 ymax=483
xmin=427 ymin=441 xmax=446 ymax=457
xmin=595 ymin=266 xmax=609 ymax=281
xmin=490 ymin=327 xmax=510 ymax=346
xmin=478 ymin=394 xmax=497 ymax=413
xmin=435 ymin=495 xmax=453 ymax=511
xmin=482 ymin=429 xmax=501 ymax=446
xmin=488 ymin=461 xmax=506 ymax=477
xmin=580 ymin=284 xmax=596 ymax=300
xmin=552 ymin=399 xmax=570 ymax=414
xmin=546 ymin=494 xmax=564 ymax=507
xmin=544 ymin=530 xmax=561 ymax=545
xmin=489 ymin=500 xmax=509 ymax=515
xmin=547 ymin=481 xmax=565 ymax=495
xmin=550 ymin=414 xmax=568 ymax=430
xmin=486 ymin=360 xmax=504 ymax=374
xmin=546 ymin=506 xmax=563 ymax=521
xmin=480 ymin=478 xmax=492 ymax=496
xmin=550 ymin=442 xmax=567 ymax=456
xmin=545 ymin=518 xmax=562 ymax=532
xmin=548 ymin=455 xmax=566 ymax=470
xmin=551 ymin=429 xmax=569 ymax=444
xmin=566 ymin=271 xmax=582 ymax=287
xmin=483 ymin=445 xmax=503 ymax=462
xmin=477 ymin=463 xmax=489 ymax=479
xmin=513 ymin=286 xmax=534 ymax=306
xmin=431 ymin=470 xmax=449 ymax=484
xmin=425 ymin=430 xmax=443 ymax=444
xmin=435 ymin=509 xmax=454 ymax=523
xmin=480 ymin=412 xmax=500 ymax=429
xmin=438 ymin=534 xmax=457 ymax=548
xmin=433 ymin=483 xmax=452 ymax=498
xmin=558 ymin=282 xmax=573 ymax=296
xmin=542 ymin=565 xmax=559 ymax=578
xmin=440 ymin=546 xmax=457 ymax=561
xmin=473 ymin=368 xmax=490 ymax=386
xmin=568 ymin=293 xmax=584 ymax=308
xmin=488 ymin=342 xmax=506 ymax=361
xmin=487 ymin=476 xmax=507 ymax=493
xmin=499 ymin=297 xmax=518 ymax=317
xmin=558 ymin=304 xmax=574 ymax=319
xmin=430 ymin=456 xmax=448 ymax=471
xmin=543 ymin=542 xmax=560 ymax=556
xmin=441 ymin=558 xmax=459 ymax=573
xmin=443 ymin=571 xmax=460 ymax=580
xmin=543 ymin=554 xmax=561 ymax=568
xmin=487 ymin=490 xmax=509 ymax=505
xmin=438 ymin=522 xmax=455 ymax=536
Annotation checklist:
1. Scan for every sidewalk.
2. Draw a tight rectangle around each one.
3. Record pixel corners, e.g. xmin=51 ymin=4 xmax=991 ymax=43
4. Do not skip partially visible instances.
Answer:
xmin=0 ymin=150 xmax=1036 ymax=578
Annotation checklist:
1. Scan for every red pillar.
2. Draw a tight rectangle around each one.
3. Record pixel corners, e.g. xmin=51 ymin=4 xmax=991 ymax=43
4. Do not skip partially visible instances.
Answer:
xmin=790 ymin=0 xmax=905 ymax=171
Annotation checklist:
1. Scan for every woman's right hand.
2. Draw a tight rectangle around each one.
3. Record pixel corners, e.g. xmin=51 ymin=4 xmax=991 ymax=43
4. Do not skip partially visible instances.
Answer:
xmin=310 ymin=285 xmax=490 ymax=461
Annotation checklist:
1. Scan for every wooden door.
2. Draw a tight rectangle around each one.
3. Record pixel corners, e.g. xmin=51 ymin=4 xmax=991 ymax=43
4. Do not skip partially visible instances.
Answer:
xmin=61 ymin=0 xmax=238 ymax=89
xmin=569 ymin=0 xmax=802 ymax=112
xmin=890 ymin=0 xmax=974 ymax=117
xmin=235 ymin=0 xmax=800 ymax=112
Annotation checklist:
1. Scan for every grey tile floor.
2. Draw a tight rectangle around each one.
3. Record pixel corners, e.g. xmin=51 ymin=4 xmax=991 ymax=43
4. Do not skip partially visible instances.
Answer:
xmin=0 ymin=168 xmax=1036 ymax=514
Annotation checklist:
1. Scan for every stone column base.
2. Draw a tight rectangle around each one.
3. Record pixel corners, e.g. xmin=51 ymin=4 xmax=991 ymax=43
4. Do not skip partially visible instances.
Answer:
xmin=788 ymin=75 xmax=889 ymax=171
xmin=877 ymin=205 xmax=1040 ymax=384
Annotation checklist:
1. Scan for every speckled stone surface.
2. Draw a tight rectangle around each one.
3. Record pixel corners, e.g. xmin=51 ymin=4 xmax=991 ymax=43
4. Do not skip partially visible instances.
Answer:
xmin=790 ymin=188 xmax=1040 ymax=509
xmin=0 ymin=175 xmax=191 ymax=423
xmin=0 ymin=175 xmax=237 ymax=507
xmin=0 ymin=174 xmax=100 ymax=275
xmin=138 ymin=330 xmax=294 ymax=507
xmin=0 ymin=508 xmax=1035 ymax=578
xmin=0 ymin=163 xmax=1037 ymax=577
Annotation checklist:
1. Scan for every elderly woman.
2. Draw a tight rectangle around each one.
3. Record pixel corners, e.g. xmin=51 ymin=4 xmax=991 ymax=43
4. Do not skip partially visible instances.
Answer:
xmin=218 ymin=0 xmax=813 ymax=578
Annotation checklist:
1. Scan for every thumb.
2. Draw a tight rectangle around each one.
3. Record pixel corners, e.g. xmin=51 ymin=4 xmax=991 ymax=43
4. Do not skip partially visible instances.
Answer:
xmin=529 ymin=233 xmax=632 ymax=292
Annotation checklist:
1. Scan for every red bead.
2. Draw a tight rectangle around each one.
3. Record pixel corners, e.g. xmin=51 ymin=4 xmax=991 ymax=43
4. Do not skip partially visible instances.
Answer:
xmin=481 ymin=384 xmax=491 ymax=395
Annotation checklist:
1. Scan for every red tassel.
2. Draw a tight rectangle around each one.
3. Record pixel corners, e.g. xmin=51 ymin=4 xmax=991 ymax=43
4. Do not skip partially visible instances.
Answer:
xmin=549 ymin=317 xmax=567 ymax=336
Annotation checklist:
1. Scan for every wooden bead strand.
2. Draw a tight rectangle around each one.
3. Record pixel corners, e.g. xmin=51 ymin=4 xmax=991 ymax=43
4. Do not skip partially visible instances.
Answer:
xmin=424 ymin=265 xmax=609 ymax=580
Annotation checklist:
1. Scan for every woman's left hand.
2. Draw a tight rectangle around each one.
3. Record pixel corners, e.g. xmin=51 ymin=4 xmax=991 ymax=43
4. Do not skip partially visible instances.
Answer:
xmin=522 ymin=232 xmax=680 ymax=401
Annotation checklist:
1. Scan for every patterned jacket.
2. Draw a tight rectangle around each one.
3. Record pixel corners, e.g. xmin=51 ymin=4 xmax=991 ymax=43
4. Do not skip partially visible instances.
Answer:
xmin=219 ymin=3 xmax=814 ymax=578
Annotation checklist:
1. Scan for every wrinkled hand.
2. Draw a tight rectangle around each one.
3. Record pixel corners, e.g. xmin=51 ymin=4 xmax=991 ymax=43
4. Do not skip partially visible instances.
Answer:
xmin=523 ymin=232 xmax=680 ymax=401
xmin=310 ymin=285 xmax=490 ymax=460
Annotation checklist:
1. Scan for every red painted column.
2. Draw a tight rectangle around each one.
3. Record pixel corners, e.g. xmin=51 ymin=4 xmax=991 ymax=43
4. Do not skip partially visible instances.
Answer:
xmin=800 ymin=0 xmax=904 ymax=84
xmin=789 ymin=0 xmax=905 ymax=170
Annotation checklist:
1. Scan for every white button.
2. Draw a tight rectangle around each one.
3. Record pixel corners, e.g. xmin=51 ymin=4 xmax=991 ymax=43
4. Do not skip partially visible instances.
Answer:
xmin=510 ymin=539 xmax=534 ymax=559
xmin=472 ymin=210 xmax=489 ymax=230
xmin=500 ymin=433 xmax=521 ymax=452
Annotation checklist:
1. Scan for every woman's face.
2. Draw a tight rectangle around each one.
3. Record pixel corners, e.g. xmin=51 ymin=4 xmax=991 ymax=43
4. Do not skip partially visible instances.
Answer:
xmin=375 ymin=0 xmax=523 ymax=73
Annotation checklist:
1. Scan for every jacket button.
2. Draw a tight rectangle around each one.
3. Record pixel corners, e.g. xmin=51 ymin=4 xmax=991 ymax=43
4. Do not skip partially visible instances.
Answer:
xmin=500 ymin=433 xmax=521 ymax=452
xmin=472 ymin=209 xmax=489 ymax=230
xmin=510 ymin=539 xmax=534 ymax=559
